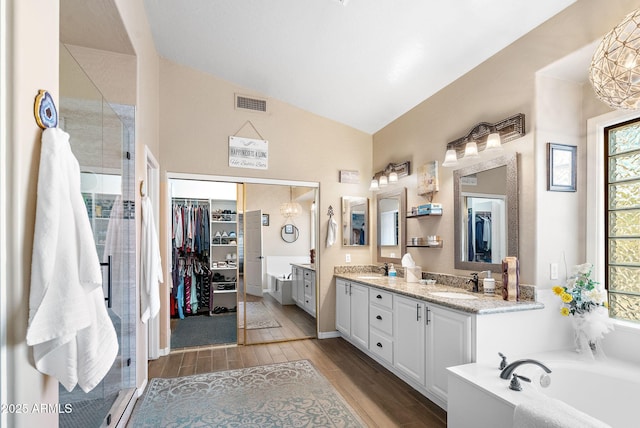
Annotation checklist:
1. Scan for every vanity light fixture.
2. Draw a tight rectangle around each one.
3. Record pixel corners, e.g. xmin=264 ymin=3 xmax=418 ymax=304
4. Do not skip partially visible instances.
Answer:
xmin=441 ymin=113 xmax=525 ymax=168
xmin=589 ymin=8 xmax=640 ymax=109
xmin=369 ymin=161 xmax=411 ymax=191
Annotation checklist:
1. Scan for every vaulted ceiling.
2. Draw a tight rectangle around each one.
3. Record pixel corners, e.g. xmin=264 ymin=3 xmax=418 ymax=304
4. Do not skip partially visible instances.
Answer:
xmin=63 ymin=0 xmax=580 ymax=134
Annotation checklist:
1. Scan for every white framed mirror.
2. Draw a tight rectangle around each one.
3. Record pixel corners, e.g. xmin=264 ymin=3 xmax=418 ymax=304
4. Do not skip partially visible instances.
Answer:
xmin=342 ymin=196 xmax=369 ymax=246
xmin=376 ymin=188 xmax=406 ymax=264
xmin=454 ymin=153 xmax=518 ymax=272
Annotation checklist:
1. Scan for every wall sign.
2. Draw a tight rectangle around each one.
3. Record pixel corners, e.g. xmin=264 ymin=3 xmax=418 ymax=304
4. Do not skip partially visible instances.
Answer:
xmin=228 ymin=136 xmax=268 ymax=170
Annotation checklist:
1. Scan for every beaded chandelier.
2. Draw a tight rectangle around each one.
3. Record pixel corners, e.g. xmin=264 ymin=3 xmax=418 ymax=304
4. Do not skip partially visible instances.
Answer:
xmin=590 ymin=8 xmax=640 ymax=109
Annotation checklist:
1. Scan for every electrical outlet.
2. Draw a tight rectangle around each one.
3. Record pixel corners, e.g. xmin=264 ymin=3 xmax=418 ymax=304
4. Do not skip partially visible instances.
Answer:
xmin=550 ymin=263 xmax=559 ymax=280
xmin=345 ymin=254 xmax=351 ymax=263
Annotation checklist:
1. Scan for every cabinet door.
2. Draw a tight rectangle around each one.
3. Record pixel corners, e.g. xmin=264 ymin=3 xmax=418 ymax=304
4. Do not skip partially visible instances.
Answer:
xmin=393 ymin=295 xmax=426 ymax=386
xmin=335 ymin=279 xmax=351 ymax=336
xmin=349 ymin=282 xmax=369 ymax=349
xmin=291 ymin=267 xmax=298 ymax=301
xmin=425 ymin=305 xmax=472 ymax=402
xmin=303 ymin=270 xmax=316 ymax=315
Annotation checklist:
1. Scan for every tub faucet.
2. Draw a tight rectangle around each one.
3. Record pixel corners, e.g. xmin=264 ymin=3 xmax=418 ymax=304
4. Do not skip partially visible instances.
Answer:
xmin=467 ymin=273 xmax=479 ymax=292
xmin=499 ymin=359 xmax=552 ymax=379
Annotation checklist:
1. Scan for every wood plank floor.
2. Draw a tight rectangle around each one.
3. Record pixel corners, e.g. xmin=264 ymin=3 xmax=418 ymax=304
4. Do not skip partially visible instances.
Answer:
xmin=241 ymin=292 xmax=317 ymax=345
xmin=147 ymin=338 xmax=447 ymax=427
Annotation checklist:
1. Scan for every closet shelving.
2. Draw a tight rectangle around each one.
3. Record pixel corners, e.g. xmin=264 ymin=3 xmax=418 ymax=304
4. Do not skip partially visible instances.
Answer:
xmin=210 ymin=199 xmax=239 ymax=311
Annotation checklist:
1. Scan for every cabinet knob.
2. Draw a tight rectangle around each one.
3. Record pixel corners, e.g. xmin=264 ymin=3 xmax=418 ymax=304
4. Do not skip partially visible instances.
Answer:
xmin=376 ymin=294 xmax=382 ymax=299
xmin=376 ymin=315 xmax=382 ymax=320
xmin=377 ymin=342 xmax=383 ymax=348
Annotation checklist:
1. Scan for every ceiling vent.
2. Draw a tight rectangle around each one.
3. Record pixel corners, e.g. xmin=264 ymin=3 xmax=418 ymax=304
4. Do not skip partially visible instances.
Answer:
xmin=235 ymin=94 xmax=267 ymax=113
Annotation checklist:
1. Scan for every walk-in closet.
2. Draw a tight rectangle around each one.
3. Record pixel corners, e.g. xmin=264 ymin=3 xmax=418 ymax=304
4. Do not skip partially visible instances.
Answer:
xmin=167 ymin=177 xmax=319 ymax=350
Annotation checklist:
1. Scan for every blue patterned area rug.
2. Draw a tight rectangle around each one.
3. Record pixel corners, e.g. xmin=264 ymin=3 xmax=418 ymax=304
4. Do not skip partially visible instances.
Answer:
xmin=128 ymin=359 xmax=365 ymax=427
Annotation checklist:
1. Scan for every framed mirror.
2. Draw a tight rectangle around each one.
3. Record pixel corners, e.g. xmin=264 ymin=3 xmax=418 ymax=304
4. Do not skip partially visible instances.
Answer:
xmin=342 ymin=196 xmax=369 ymax=246
xmin=454 ymin=153 xmax=518 ymax=272
xmin=281 ymin=223 xmax=299 ymax=243
xmin=376 ymin=188 xmax=406 ymax=263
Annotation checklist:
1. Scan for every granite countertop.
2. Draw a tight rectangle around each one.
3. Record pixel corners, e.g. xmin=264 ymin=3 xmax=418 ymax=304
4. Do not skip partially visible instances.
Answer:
xmin=334 ymin=272 xmax=544 ymax=315
xmin=291 ymin=263 xmax=315 ymax=271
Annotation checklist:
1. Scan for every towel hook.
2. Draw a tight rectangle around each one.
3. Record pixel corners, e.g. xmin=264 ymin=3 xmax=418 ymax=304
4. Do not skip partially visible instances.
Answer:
xmin=327 ymin=205 xmax=334 ymax=217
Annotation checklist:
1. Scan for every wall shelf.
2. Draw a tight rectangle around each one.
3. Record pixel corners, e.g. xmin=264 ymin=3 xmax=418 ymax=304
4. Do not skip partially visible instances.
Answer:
xmin=407 ymin=212 xmax=442 ymax=218
xmin=407 ymin=241 xmax=443 ymax=249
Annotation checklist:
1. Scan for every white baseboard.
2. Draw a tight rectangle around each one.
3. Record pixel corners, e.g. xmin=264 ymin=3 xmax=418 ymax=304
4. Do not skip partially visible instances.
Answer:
xmin=318 ymin=330 xmax=341 ymax=339
xmin=159 ymin=347 xmax=170 ymax=357
xmin=137 ymin=379 xmax=148 ymax=397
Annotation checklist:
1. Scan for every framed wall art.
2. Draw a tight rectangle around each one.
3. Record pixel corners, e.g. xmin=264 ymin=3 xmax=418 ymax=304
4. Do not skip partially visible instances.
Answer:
xmin=547 ymin=143 xmax=576 ymax=192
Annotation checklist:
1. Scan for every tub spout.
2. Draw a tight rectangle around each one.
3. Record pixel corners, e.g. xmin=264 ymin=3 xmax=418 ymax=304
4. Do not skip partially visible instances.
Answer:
xmin=499 ymin=359 xmax=552 ymax=379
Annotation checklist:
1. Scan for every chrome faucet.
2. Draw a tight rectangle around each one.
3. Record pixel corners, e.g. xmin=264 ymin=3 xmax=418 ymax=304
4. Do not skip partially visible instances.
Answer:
xmin=467 ymin=272 xmax=479 ymax=292
xmin=499 ymin=359 xmax=552 ymax=379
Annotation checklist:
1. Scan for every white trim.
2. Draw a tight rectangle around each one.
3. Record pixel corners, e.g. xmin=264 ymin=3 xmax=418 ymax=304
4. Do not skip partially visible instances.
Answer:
xmin=318 ymin=331 xmax=341 ymax=339
xmin=159 ymin=346 xmax=170 ymax=357
xmin=166 ymin=171 xmax=319 ymax=188
xmin=586 ymin=109 xmax=640 ymax=285
xmin=145 ymin=146 xmax=162 ymax=360
xmin=136 ymin=379 xmax=148 ymax=397
xmin=0 ymin=0 xmax=9 ymax=424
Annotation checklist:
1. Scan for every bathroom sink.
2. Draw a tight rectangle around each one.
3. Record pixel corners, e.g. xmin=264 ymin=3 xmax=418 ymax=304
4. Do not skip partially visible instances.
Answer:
xmin=357 ymin=275 xmax=383 ymax=279
xmin=430 ymin=291 xmax=479 ymax=300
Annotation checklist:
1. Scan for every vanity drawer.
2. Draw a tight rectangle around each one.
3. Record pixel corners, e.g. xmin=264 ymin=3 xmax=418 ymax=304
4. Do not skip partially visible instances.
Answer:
xmin=369 ymin=305 xmax=393 ymax=336
xmin=370 ymin=330 xmax=393 ymax=364
xmin=370 ymin=289 xmax=393 ymax=309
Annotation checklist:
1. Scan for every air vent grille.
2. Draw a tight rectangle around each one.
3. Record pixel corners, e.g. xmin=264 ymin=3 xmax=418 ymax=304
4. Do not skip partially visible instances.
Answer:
xmin=235 ymin=94 xmax=267 ymax=113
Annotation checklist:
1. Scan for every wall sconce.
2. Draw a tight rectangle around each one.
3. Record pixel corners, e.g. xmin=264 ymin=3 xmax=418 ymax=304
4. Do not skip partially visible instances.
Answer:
xmin=369 ymin=161 xmax=411 ymax=191
xmin=441 ymin=113 xmax=525 ymax=167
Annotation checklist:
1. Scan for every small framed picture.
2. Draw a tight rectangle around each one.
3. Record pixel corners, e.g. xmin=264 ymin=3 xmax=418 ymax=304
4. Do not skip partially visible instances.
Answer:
xmin=262 ymin=214 xmax=269 ymax=226
xmin=547 ymin=143 xmax=577 ymax=192
xmin=284 ymin=224 xmax=294 ymax=234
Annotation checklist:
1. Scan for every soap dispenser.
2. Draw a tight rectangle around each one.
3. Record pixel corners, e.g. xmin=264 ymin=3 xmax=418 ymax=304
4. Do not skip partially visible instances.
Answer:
xmin=483 ymin=270 xmax=495 ymax=295
xmin=388 ymin=263 xmax=397 ymax=278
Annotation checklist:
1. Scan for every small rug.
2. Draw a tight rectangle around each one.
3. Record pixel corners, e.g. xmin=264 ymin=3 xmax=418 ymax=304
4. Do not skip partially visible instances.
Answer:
xmin=239 ymin=301 xmax=281 ymax=329
xmin=128 ymin=360 xmax=365 ymax=427
xmin=170 ymin=313 xmax=237 ymax=348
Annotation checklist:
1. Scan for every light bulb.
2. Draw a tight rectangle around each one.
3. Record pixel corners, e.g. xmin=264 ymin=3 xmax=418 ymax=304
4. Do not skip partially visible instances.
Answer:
xmin=485 ymin=133 xmax=502 ymax=151
xmin=442 ymin=148 xmax=458 ymax=167
xmin=464 ymin=141 xmax=479 ymax=158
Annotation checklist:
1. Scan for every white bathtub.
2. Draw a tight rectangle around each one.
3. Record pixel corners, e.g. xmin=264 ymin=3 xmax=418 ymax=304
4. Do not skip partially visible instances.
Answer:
xmin=267 ymin=273 xmax=295 ymax=305
xmin=447 ymin=350 xmax=639 ymax=428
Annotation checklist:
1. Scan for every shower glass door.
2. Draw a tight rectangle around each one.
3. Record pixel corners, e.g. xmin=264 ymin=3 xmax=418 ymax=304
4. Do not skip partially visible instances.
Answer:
xmin=58 ymin=44 xmax=136 ymax=427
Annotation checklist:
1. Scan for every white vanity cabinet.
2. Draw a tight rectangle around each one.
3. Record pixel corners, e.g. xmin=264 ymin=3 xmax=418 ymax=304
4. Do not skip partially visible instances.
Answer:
xmin=369 ymin=289 xmax=394 ymax=364
xmin=291 ymin=265 xmax=300 ymax=302
xmin=394 ymin=295 xmax=426 ymax=386
xmin=335 ymin=276 xmax=474 ymax=409
xmin=336 ymin=279 xmax=369 ymax=349
xmin=302 ymin=268 xmax=316 ymax=317
xmin=425 ymin=305 xmax=472 ymax=403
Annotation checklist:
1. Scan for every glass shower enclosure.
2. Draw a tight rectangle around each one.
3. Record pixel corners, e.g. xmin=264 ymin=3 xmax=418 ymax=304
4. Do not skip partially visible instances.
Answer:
xmin=58 ymin=45 xmax=136 ymax=427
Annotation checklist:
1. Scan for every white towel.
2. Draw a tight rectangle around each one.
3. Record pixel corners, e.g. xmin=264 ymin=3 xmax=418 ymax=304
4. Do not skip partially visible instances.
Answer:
xmin=513 ymin=396 xmax=612 ymax=428
xmin=140 ymin=195 xmax=163 ymax=323
xmin=326 ymin=216 xmax=338 ymax=248
xmin=26 ymin=127 xmax=118 ymax=393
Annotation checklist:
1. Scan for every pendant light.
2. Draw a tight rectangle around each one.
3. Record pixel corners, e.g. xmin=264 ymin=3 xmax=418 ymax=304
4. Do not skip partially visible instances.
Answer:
xmin=280 ymin=187 xmax=302 ymax=218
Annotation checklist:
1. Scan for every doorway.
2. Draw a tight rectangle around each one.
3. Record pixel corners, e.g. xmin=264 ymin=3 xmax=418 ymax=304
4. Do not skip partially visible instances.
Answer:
xmin=166 ymin=175 xmax=319 ymax=350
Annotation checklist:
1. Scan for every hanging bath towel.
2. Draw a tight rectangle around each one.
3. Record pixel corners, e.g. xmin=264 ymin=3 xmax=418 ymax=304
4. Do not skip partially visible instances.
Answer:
xmin=326 ymin=215 xmax=338 ymax=248
xmin=141 ymin=195 xmax=163 ymax=323
xmin=26 ymin=127 xmax=118 ymax=393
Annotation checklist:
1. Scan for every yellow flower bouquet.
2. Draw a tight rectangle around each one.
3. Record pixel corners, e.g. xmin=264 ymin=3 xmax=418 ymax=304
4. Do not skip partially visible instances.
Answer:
xmin=553 ymin=263 xmax=614 ymax=356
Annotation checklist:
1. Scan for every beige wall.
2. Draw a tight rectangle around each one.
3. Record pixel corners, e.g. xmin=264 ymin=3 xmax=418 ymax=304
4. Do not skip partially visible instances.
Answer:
xmin=5 ymin=1 xmax=60 ymax=426
xmin=373 ymin=0 xmax=638 ymax=285
xmin=158 ymin=58 xmax=373 ymax=335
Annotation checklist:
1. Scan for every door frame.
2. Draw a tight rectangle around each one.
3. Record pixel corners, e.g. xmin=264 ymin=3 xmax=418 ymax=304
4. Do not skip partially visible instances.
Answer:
xmin=164 ymin=172 xmax=320 ymax=349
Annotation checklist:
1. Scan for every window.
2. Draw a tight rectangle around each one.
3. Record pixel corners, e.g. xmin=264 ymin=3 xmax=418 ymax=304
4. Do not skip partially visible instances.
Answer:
xmin=605 ymin=119 xmax=640 ymax=322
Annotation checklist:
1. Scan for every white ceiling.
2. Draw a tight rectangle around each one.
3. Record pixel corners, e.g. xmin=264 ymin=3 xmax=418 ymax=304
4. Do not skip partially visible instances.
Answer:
xmin=142 ymin=0 xmax=577 ymax=134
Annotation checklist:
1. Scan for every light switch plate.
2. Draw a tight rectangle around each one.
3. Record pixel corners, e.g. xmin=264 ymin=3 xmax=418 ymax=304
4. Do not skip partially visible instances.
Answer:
xmin=550 ymin=263 xmax=559 ymax=280
xmin=345 ymin=254 xmax=351 ymax=263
